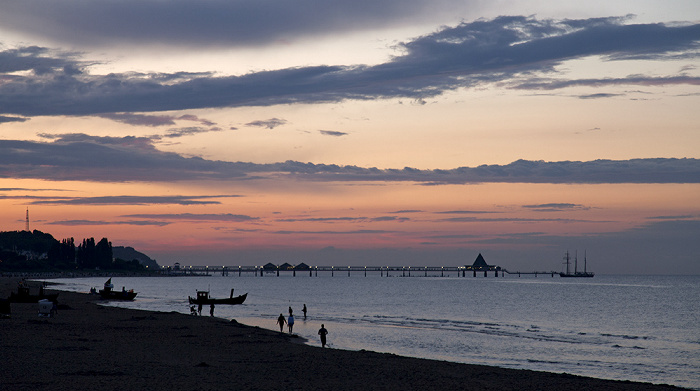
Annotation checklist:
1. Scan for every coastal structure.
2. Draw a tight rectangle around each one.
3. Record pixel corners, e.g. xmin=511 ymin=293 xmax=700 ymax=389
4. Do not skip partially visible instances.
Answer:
xmin=161 ymin=254 xmax=561 ymax=277
xmin=465 ymin=253 xmax=501 ymax=277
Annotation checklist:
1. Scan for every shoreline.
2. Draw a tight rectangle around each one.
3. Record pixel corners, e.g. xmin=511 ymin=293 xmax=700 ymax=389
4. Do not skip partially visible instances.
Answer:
xmin=1 ymin=277 xmax=691 ymax=391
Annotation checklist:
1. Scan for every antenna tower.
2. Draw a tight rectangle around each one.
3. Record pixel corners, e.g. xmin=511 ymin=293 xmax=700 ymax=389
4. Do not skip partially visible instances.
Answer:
xmin=25 ymin=208 xmax=30 ymax=231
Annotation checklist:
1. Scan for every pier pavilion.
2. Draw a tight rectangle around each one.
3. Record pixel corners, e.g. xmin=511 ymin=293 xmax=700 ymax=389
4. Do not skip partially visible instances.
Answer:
xmin=464 ymin=253 xmax=502 ymax=277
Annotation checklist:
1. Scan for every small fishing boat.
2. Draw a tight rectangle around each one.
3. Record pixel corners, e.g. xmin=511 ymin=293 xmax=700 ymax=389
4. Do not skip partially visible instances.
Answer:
xmin=188 ymin=289 xmax=247 ymax=305
xmin=98 ymin=278 xmax=138 ymax=300
xmin=559 ymin=251 xmax=594 ymax=278
xmin=8 ymin=281 xmax=59 ymax=303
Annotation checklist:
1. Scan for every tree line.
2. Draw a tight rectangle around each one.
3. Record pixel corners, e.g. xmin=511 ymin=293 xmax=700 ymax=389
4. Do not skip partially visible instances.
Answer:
xmin=0 ymin=230 xmax=148 ymax=272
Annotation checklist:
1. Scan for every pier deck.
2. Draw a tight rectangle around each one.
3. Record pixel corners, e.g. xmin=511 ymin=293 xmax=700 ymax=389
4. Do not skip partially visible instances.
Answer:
xmin=160 ymin=265 xmax=559 ymax=277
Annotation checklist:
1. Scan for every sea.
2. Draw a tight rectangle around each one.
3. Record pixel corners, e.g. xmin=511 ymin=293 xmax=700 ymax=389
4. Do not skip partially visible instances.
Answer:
xmin=38 ymin=273 xmax=699 ymax=390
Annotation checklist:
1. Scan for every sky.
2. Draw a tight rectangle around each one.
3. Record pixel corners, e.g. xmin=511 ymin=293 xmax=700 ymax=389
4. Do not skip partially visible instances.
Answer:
xmin=1 ymin=0 xmax=699 ymax=274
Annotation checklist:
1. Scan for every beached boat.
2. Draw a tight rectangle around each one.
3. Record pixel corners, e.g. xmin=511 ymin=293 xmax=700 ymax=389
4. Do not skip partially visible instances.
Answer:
xmin=559 ymin=251 xmax=594 ymax=278
xmin=98 ymin=278 xmax=138 ymax=300
xmin=188 ymin=289 xmax=247 ymax=305
xmin=8 ymin=282 xmax=59 ymax=303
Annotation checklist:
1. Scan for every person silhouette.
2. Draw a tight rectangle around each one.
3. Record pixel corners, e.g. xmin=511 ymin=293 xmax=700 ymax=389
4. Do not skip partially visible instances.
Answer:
xmin=288 ymin=314 xmax=295 ymax=334
xmin=302 ymin=304 xmax=307 ymax=319
xmin=318 ymin=324 xmax=328 ymax=347
xmin=288 ymin=306 xmax=293 ymax=316
xmin=277 ymin=314 xmax=286 ymax=332
xmin=210 ymin=304 xmax=215 ymax=317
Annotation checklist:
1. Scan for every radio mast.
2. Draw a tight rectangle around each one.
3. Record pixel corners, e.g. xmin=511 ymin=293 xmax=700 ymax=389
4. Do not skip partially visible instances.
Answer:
xmin=25 ymin=208 xmax=30 ymax=231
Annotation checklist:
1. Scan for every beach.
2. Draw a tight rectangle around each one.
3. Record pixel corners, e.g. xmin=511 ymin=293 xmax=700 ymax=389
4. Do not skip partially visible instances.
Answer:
xmin=0 ymin=278 xmax=690 ymax=391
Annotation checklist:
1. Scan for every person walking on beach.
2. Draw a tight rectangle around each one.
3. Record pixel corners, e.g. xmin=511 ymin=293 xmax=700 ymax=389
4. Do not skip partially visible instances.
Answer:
xmin=318 ymin=324 xmax=328 ymax=347
xmin=302 ymin=304 xmax=307 ymax=319
xmin=210 ymin=304 xmax=215 ymax=317
xmin=288 ymin=306 xmax=293 ymax=316
xmin=288 ymin=313 xmax=295 ymax=334
xmin=277 ymin=314 xmax=286 ymax=332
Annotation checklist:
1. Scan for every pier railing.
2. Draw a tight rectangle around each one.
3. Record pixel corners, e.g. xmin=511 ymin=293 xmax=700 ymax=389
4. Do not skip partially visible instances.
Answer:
xmin=159 ymin=265 xmax=559 ymax=277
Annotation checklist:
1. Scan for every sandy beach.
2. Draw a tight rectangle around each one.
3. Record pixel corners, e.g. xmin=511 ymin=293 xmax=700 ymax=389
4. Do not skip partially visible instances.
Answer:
xmin=0 ymin=278 xmax=690 ymax=391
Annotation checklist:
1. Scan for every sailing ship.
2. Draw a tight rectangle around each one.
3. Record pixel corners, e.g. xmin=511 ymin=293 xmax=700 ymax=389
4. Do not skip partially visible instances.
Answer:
xmin=559 ymin=250 xmax=594 ymax=278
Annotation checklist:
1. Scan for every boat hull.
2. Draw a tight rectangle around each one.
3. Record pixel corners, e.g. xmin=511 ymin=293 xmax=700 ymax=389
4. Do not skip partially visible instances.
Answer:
xmin=99 ymin=290 xmax=137 ymax=301
xmin=559 ymin=272 xmax=595 ymax=278
xmin=188 ymin=293 xmax=247 ymax=305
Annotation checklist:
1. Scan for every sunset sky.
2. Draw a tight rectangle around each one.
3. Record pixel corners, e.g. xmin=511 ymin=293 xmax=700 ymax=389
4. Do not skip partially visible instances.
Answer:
xmin=1 ymin=1 xmax=699 ymax=274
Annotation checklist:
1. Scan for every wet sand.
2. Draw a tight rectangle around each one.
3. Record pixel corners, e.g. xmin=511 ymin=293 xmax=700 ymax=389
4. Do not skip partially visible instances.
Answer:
xmin=0 ymin=278 xmax=690 ymax=391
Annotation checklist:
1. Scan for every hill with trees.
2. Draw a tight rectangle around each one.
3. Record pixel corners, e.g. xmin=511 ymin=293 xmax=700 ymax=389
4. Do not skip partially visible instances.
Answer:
xmin=0 ymin=230 xmax=159 ymax=272
xmin=112 ymin=246 xmax=159 ymax=269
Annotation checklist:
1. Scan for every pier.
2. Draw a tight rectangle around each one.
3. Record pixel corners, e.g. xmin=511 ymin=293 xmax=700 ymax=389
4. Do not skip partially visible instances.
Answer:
xmin=160 ymin=254 xmax=558 ymax=277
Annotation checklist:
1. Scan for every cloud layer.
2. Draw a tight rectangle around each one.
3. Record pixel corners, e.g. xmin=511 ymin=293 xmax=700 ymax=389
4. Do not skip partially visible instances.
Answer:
xmin=1 ymin=16 xmax=698 ymax=117
xmin=1 ymin=135 xmax=698 ymax=184
xmin=0 ymin=0 xmax=460 ymax=47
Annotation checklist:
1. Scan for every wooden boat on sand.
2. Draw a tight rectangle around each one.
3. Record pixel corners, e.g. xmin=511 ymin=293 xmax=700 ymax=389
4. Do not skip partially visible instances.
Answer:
xmin=188 ymin=289 xmax=247 ymax=305
xmin=8 ymin=281 xmax=59 ymax=303
xmin=98 ymin=278 xmax=138 ymax=301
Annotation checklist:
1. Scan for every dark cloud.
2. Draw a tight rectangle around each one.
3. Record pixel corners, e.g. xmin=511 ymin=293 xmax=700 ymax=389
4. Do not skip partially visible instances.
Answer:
xmin=122 ymin=213 xmax=259 ymax=222
xmin=27 ymin=195 xmax=239 ymax=206
xmin=0 ymin=0 xmax=459 ymax=48
xmin=96 ymin=113 xmax=218 ymax=128
xmin=578 ymin=93 xmax=622 ymax=99
xmin=1 ymin=137 xmax=699 ymax=184
xmin=372 ymin=216 xmax=410 ymax=222
xmin=0 ymin=115 xmax=29 ymax=124
xmin=245 ymin=118 xmax=287 ymax=129
xmin=177 ymin=115 xmax=216 ymax=126
xmin=1 ymin=135 xmax=251 ymax=182
xmin=435 ymin=210 xmax=501 ymax=214
xmin=438 ymin=216 xmax=595 ymax=223
xmin=162 ymin=126 xmax=223 ymax=138
xmin=277 ymin=217 xmax=368 ymax=223
xmin=319 ymin=130 xmax=348 ymax=137
xmin=47 ymin=219 xmax=170 ymax=226
xmin=97 ymin=113 xmax=177 ymax=127
xmin=522 ymin=203 xmax=590 ymax=212
xmin=0 ymin=187 xmax=67 ymax=192
xmin=0 ymin=45 xmax=85 ymax=75
xmin=276 ymin=216 xmax=407 ymax=223
xmin=272 ymin=229 xmax=391 ymax=235
xmin=512 ymin=76 xmax=700 ymax=90
xmin=1 ymin=17 xmax=698 ymax=117
xmin=647 ymin=214 xmax=698 ymax=220
xmin=37 ymin=133 xmax=159 ymax=152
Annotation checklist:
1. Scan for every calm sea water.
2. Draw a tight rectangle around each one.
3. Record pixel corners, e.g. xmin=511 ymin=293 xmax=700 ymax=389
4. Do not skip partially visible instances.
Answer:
xmin=41 ymin=274 xmax=699 ymax=389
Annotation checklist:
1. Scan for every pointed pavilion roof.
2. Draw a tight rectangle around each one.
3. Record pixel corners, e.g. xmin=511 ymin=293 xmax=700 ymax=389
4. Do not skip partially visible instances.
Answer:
xmin=472 ymin=253 xmax=488 ymax=268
